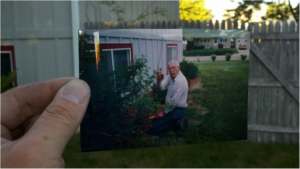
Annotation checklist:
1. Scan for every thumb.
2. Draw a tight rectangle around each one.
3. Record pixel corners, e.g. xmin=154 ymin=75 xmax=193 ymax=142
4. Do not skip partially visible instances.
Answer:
xmin=23 ymin=79 xmax=90 ymax=155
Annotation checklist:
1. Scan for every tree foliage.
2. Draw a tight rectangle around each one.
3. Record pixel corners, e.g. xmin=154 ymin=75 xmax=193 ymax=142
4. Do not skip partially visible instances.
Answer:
xmin=79 ymin=32 xmax=167 ymax=150
xmin=96 ymin=1 xmax=168 ymax=23
xmin=179 ymin=0 xmax=212 ymax=22
xmin=224 ymin=0 xmax=299 ymax=23
xmin=263 ymin=1 xmax=289 ymax=20
xmin=1 ymin=71 xmax=16 ymax=93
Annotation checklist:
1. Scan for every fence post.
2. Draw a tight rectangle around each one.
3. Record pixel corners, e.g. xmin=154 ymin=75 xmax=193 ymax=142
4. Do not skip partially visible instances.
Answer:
xmin=208 ymin=20 xmax=214 ymax=29
xmin=221 ymin=20 xmax=225 ymax=29
xmin=227 ymin=19 xmax=232 ymax=29
xmin=215 ymin=20 xmax=220 ymax=29
xmin=233 ymin=20 xmax=238 ymax=29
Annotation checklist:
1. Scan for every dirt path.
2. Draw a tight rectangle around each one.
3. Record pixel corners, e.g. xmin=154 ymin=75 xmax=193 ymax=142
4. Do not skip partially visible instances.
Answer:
xmin=187 ymin=77 xmax=207 ymax=125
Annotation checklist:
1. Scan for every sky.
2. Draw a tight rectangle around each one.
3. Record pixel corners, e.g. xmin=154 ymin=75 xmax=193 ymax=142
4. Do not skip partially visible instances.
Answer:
xmin=205 ymin=0 xmax=299 ymax=22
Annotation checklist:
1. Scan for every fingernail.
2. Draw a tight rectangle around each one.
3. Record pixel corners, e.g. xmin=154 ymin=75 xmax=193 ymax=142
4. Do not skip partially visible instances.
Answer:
xmin=63 ymin=80 xmax=90 ymax=104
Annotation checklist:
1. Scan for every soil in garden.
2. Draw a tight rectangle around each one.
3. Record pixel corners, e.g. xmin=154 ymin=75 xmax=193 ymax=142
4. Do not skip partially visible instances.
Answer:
xmin=187 ymin=77 xmax=207 ymax=125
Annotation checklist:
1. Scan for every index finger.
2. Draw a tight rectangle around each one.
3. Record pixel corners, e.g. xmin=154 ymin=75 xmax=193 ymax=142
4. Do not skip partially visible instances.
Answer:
xmin=1 ymin=78 xmax=74 ymax=130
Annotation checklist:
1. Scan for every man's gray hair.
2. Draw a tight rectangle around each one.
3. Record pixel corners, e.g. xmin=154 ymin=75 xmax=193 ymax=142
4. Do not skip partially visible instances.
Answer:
xmin=168 ymin=60 xmax=180 ymax=67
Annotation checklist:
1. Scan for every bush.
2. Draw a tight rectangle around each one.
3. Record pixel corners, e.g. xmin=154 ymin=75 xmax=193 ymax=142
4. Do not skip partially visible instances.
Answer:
xmin=80 ymin=54 xmax=160 ymax=150
xmin=241 ymin=54 xmax=247 ymax=61
xmin=183 ymin=48 xmax=238 ymax=56
xmin=194 ymin=45 xmax=205 ymax=50
xmin=211 ymin=54 xmax=216 ymax=62
xmin=1 ymin=71 xmax=17 ymax=93
xmin=218 ymin=43 xmax=223 ymax=49
xmin=180 ymin=60 xmax=198 ymax=83
xmin=186 ymin=41 xmax=195 ymax=50
xmin=151 ymin=83 xmax=167 ymax=104
xmin=225 ymin=53 xmax=231 ymax=61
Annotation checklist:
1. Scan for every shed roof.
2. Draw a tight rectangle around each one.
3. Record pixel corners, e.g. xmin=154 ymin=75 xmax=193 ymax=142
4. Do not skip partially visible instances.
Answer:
xmin=84 ymin=29 xmax=182 ymax=42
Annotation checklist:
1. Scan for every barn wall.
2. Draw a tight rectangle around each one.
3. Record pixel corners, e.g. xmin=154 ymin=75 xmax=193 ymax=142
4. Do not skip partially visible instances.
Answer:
xmin=1 ymin=1 xmax=74 ymax=85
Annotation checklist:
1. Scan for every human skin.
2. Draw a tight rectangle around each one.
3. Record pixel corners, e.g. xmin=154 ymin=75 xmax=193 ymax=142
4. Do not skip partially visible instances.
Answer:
xmin=168 ymin=63 xmax=180 ymax=80
xmin=1 ymin=78 xmax=90 ymax=168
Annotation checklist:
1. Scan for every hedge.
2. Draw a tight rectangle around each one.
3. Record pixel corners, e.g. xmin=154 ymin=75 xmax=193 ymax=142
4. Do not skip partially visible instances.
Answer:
xmin=183 ymin=48 xmax=238 ymax=56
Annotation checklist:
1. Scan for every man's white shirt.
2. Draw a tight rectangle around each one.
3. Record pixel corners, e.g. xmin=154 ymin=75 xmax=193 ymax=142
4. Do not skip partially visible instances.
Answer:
xmin=159 ymin=71 xmax=188 ymax=114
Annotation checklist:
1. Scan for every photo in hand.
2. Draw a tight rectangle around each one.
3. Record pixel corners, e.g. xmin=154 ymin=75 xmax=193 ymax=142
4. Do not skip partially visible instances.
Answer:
xmin=79 ymin=29 xmax=249 ymax=152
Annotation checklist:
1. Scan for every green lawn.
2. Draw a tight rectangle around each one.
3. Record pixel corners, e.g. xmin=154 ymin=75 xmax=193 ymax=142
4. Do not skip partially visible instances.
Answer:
xmin=63 ymin=134 xmax=299 ymax=168
xmin=63 ymin=60 xmax=299 ymax=167
xmin=190 ymin=61 xmax=249 ymax=142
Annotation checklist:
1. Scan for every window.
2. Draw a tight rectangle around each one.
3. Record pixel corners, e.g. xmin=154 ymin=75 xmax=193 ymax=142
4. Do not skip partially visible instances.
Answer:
xmin=167 ymin=44 xmax=178 ymax=62
xmin=90 ymin=43 xmax=133 ymax=72
xmin=220 ymin=37 xmax=227 ymax=43
xmin=166 ymin=44 xmax=178 ymax=74
xmin=214 ymin=38 xmax=217 ymax=43
xmin=1 ymin=46 xmax=18 ymax=87
xmin=102 ymin=49 xmax=131 ymax=72
xmin=203 ymin=38 xmax=210 ymax=42
xmin=100 ymin=44 xmax=133 ymax=89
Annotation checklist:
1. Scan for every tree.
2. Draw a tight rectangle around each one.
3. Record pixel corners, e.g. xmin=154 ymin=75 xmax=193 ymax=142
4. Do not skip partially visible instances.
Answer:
xmin=96 ymin=1 xmax=168 ymax=23
xmin=263 ymin=1 xmax=290 ymax=20
xmin=224 ymin=0 xmax=299 ymax=23
xmin=179 ymin=0 xmax=212 ymax=22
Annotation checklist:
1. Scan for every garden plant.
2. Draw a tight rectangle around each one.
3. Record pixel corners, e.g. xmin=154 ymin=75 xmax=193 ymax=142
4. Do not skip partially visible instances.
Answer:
xmin=225 ymin=53 xmax=231 ymax=61
xmin=1 ymin=71 xmax=16 ymax=93
xmin=241 ymin=54 xmax=247 ymax=61
xmin=211 ymin=54 xmax=216 ymax=61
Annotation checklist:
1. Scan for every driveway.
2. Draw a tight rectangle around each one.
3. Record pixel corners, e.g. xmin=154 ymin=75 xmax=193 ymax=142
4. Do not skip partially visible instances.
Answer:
xmin=184 ymin=49 xmax=250 ymax=62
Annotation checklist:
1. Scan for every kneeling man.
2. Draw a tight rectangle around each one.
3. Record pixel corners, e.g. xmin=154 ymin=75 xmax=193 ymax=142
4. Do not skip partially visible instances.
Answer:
xmin=148 ymin=60 xmax=188 ymax=135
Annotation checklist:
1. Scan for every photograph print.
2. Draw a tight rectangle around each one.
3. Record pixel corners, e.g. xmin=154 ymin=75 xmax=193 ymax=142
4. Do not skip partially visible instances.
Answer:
xmin=79 ymin=28 xmax=249 ymax=152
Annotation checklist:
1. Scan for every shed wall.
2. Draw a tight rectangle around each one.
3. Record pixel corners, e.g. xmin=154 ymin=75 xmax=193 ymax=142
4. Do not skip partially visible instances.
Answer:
xmin=1 ymin=1 xmax=74 ymax=85
xmin=99 ymin=31 xmax=182 ymax=76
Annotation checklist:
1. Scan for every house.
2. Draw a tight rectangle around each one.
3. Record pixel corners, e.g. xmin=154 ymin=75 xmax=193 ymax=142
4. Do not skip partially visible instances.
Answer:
xmin=183 ymin=29 xmax=250 ymax=50
xmin=83 ymin=29 xmax=183 ymax=75
xmin=1 ymin=1 xmax=180 ymax=86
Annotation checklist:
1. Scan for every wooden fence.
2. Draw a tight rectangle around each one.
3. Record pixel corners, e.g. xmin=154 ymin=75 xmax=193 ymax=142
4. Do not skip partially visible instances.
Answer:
xmin=85 ymin=19 xmax=299 ymax=144
xmin=248 ymin=21 xmax=299 ymax=144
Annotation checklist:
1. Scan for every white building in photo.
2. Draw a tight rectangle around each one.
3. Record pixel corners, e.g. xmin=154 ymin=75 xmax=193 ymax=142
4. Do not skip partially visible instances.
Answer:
xmin=84 ymin=29 xmax=183 ymax=76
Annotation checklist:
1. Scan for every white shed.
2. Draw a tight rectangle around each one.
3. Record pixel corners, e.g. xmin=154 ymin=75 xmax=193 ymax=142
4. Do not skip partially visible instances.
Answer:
xmin=84 ymin=29 xmax=183 ymax=76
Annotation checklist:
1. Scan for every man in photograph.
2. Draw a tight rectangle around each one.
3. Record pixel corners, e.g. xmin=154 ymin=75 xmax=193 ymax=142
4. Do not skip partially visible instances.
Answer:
xmin=148 ymin=60 xmax=188 ymax=135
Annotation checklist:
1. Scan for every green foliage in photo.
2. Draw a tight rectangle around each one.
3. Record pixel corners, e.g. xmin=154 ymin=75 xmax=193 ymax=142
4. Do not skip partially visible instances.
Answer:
xmin=225 ymin=53 xmax=231 ymax=61
xmin=79 ymin=33 xmax=166 ymax=150
xmin=241 ymin=54 xmax=247 ymax=61
xmin=179 ymin=59 xmax=198 ymax=82
xmin=183 ymin=48 xmax=238 ymax=56
xmin=1 ymin=71 xmax=16 ymax=93
xmin=211 ymin=54 xmax=217 ymax=61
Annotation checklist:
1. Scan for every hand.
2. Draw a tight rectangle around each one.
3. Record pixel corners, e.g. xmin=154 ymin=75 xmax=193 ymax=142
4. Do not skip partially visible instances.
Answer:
xmin=156 ymin=68 xmax=164 ymax=83
xmin=1 ymin=78 xmax=90 ymax=167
